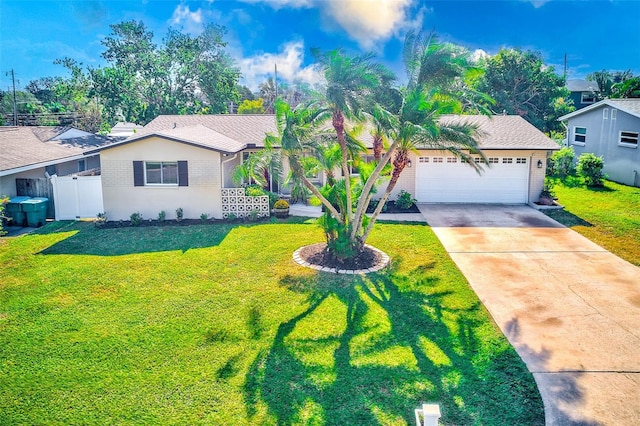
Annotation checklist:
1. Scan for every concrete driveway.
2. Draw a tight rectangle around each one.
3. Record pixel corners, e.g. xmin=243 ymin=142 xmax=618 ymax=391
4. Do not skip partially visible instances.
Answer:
xmin=419 ymin=204 xmax=640 ymax=426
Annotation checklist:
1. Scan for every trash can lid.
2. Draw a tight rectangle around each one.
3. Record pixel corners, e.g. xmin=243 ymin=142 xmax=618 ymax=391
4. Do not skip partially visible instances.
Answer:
xmin=21 ymin=197 xmax=48 ymax=204
xmin=9 ymin=196 xmax=32 ymax=203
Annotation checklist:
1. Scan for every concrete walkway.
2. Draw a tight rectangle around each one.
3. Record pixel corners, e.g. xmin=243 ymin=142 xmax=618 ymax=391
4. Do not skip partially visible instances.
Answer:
xmin=419 ymin=204 xmax=640 ymax=425
xmin=288 ymin=203 xmax=426 ymax=222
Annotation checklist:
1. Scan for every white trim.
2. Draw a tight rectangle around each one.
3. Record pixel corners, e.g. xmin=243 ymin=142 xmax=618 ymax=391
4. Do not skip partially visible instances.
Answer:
xmin=572 ymin=126 xmax=587 ymax=145
xmin=618 ymin=130 xmax=639 ymax=148
xmin=0 ymin=153 xmax=90 ymax=177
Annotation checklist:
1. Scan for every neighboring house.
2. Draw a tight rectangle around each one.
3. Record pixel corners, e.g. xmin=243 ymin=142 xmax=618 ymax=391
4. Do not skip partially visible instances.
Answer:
xmin=559 ymin=99 xmax=640 ymax=187
xmin=108 ymin=122 xmax=144 ymax=138
xmin=90 ymin=114 xmax=558 ymax=221
xmin=0 ymin=126 xmax=115 ymax=198
xmin=567 ymin=79 xmax=600 ymax=110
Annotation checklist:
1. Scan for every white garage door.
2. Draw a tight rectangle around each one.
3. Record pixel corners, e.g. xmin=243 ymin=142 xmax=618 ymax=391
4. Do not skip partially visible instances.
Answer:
xmin=415 ymin=155 xmax=529 ymax=203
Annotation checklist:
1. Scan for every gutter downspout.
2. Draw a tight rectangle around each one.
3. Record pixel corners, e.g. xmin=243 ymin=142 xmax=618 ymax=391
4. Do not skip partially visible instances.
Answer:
xmin=560 ymin=121 xmax=569 ymax=147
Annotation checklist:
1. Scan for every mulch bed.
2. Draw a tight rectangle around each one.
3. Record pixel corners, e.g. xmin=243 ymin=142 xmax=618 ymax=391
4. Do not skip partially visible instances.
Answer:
xmin=366 ymin=201 xmax=420 ymax=214
xmin=96 ymin=217 xmax=270 ymax=229
xmin=298 ymin=242 xmax=381 ymax=270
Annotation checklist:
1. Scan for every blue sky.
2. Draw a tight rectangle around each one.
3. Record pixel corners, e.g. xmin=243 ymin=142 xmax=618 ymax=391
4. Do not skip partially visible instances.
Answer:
xmin=1 ymin=0 xmax=639 ymax=92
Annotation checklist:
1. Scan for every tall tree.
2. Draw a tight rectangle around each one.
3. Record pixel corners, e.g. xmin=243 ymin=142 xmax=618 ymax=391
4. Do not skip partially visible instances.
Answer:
xmin=88 ymin=20 xmax=240 ymax=125
xmin=474 ymin=48 xmax=568 ymax=132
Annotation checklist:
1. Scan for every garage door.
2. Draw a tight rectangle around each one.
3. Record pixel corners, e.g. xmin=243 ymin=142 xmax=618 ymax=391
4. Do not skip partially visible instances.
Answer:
xmin=415 ymin=155 xmax=529 ymax=203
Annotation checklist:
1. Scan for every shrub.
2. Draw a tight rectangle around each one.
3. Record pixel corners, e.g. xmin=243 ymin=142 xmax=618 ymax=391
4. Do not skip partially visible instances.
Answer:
xmin=226 ymin=213 xmax=237 ymax=221
xmin=274 ymin=199 xmax=289 ymax=209
xmin=248 ymin=209 xmax=259 ymax=222
xmin=157 ymin=210 xmax=166 ymax=221
xmin=308 ymin=196 xmax=322 ymax=207
xmin=577 ymin=153 xmax=606 ymax=186
xmin=130 ymin=212 xmax=143 ymax=226
xmin=95 ymin=212 xmax=107 ymax=228
xmin=175 ymin=207 xmax=184 ymax=221
xmin=200 ymin=213 xmax=209 ymax=222
xmin=395 ymin=190 xmax=417 ymax=210
xmin=0 ymin=196 xmax=9 ymax=236
xmin=368 ymin=199 xmax=388 ymax=213
xmin=548 ymin=147 xmax=575 ymax=177
xmin=244 ymin=184 xmax=266 ymax=196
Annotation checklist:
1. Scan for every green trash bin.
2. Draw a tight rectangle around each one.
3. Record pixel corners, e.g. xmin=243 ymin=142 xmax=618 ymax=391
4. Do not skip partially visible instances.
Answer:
xmin=5 ymin=196 xmax=31 ymax=227
xmin=22 ymin=197 xmax=49 ymax=227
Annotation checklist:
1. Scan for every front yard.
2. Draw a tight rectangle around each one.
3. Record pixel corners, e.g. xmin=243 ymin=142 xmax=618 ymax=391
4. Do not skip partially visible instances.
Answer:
xmin=544 ymin=178 xmax=640 ymax=266
xmin=0 ymin=220 xmax=543 ymax=424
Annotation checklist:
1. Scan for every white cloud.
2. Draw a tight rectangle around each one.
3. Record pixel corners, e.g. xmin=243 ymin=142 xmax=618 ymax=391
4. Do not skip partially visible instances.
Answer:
xmin=169 ymin=4 xmax=204 ymax=34
xmin=470 ymin=49 xmax=489 ymax=63
xmin=236 ymin=41 xmax=322 ymax=90
xmin=323 ymin=0 xmax=420 ymax=49
xmin=529 ymin=0 xmax=551 ymax=8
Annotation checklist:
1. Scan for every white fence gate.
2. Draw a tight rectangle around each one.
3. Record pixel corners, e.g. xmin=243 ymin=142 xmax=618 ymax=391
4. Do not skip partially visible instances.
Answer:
xmin=50 ymin=175 xmax=103 ymax=220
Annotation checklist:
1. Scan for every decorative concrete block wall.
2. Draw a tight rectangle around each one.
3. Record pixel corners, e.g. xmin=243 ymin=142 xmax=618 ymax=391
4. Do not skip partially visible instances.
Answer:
xmin=221 ymin=188 xmax=270 ymax=219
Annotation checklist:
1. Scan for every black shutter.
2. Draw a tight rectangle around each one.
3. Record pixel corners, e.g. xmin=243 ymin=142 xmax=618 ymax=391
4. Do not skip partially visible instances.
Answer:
xmin=133 ymin=161 xmax=144 ymax=186
xmin=178 ymin=161 xmax=189 ymax=187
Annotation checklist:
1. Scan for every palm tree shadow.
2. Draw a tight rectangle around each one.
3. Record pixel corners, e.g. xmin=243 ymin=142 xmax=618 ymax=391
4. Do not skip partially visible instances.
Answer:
xmin=244 ymin=266 xmax=545 ymax=424
xmin=504 ymin=318 xmax=603 ymax=426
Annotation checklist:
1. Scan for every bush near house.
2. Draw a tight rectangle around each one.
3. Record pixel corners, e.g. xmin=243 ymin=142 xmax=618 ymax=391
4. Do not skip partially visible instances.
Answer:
xmin=547 ymin=146 xmax=575 ymax=177
xmin=576 ymin=153 xmax=606 ymax=187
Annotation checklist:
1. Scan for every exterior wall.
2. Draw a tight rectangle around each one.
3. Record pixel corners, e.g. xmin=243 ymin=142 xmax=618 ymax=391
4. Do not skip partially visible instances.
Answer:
xmin=567 ymin=106 xmax=640 ymax=187
xmin=100 ymin=137 xmax=223 ymax=220
xmin=383 ymin=149 xmax=550 ymax=203
xmin=221 ymin=153 xmax=241 ymax=188
xmin=0 ymin=168 xmax=47 ymax=197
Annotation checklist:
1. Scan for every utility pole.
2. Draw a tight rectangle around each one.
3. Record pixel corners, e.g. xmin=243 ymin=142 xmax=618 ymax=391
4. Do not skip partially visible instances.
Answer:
xmin=6 ymin=69 xmax=18 ymax=126
xmin=563 ymin=53 xmax=567 ymax=81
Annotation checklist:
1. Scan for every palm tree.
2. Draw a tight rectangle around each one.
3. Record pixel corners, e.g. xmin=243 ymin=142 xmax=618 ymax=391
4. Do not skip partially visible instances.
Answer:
xmin=311 ymin=49 xmax=395 ymax=229
xmin=259 ymin=77 xmax=277 ymax=113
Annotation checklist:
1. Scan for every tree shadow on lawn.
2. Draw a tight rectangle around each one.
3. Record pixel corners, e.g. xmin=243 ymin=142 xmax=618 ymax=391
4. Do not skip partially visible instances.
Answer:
xmin=543 ymin=209 xmax=593 ymax=228
xmin=244 ymin=264 xmax=545 ymax=425
xmin=504 ymin=318 xmax=602 ymax=426
xmin=36 ymin=221 xmax=236 ymax=256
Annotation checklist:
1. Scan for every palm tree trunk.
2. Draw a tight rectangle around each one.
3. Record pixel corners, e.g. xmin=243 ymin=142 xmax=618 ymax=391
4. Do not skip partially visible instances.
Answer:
xmin=373 ymin=134 xmax=383 ymax=161
xmin=290 ymin=158 xmax=343 ymax=222
xmin=362 ymin=150 xmax=408 ymax=241
xmin=350 ymin=140 xmax=398 ymax=240
xmin=332 ymin=109 xmax=352 ymax=226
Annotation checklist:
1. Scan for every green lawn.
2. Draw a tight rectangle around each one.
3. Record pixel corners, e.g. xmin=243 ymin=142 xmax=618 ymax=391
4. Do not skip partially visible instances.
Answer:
xmin=0 ymin=219 xmax=543 ymax=425
xmin=544 ymin=178 xmax=640 ymax=266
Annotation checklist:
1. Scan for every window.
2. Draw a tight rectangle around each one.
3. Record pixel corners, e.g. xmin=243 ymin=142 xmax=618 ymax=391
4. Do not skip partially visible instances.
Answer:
xmin=573 ymin=126 xmax=587 ymax=145
xmin=581 ymin=92 xmax=596 ymax=104
xmin=502 ymin=158 xmax=513 ymax=164
xmin=603 ymin=108 xmax=609 ymax=120
xmin=611 ymin=109 xmax=617 ymax=120
xmin=433 ymin=157 xmax=443 ymax=163
xmin=474 ymin=157 xmax=485 ymax=164
xmin=419 ymin=156 xmax=429 ymax=163
xmin=619 ymin=131 xmax=639 ymax=147
xmin=516 ymin=158 xmax=527 ymax=164
xmin=146 ymin=162 xmax=178 ymax=185
xmin=78 ymin=159 xmax=86 ymax=172
xmin=461 ymin=157 xmax=469 ymax=163
xmin=446 ymin=157 xmax=457 ymax=163
xmin=488 ymin=157 xmax=499 ymax=164
xmin=133 ymin=161 xmax=188 ymax=187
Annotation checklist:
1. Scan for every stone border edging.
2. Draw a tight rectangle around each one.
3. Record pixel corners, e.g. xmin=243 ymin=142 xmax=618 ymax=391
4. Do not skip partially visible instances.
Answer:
xmin=292 ymin=244 xmax=390 ymax=275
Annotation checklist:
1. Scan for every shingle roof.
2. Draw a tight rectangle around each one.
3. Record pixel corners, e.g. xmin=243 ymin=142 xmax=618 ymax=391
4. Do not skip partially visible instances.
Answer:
xmin=97 ymin=124 xmax=247 ymax=153
xmin=558 ymin=98 xmax=640 ymax=120
xmin=566 ymin=79 xmax=600 ymax=92
xmin=0 ymin=126 xmax=116 ymax=174
xmin=142 ymin=114 xmax=278 ymax=146
xmin=436 ymin=115 xmax=559 ymax=150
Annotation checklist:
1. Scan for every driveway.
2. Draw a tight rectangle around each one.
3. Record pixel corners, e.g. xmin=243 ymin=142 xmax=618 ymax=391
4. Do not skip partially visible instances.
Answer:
xmin=419 ymin=204 xmax=640 ymax=426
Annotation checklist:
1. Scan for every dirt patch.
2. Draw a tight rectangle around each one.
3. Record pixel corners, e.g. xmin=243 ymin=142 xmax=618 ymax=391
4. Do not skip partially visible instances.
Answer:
xmin=298 ymin=243 xmax=382 ymax=271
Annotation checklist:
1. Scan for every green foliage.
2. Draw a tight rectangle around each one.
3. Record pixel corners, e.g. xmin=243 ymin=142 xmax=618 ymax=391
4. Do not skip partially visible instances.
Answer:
xmin=237 ymin=98 xmax=265 ymax=114
xmin=226 ymin=213 xmax=236 ymax=221
xmin=129 ymin=212 xmax=143 ymax=226
xmin=244 ymin=184 xmax=267 ymax=196
xmin=95 ymin=212 xmax=107 ymax=228
xmin=175 ymin=207 xmax=184 ymax=221
xmin=474 ymin=48 xmax=569 ymax=132
xmin=395 ymin=190 xmax=417 ymax=210
xmin=87 ymin=20 xmax=240 ymax=125
xmin=273 ymin=199 xmax=289 ymax=209
xmin=577 ymin=153 xmax=606 ymax=186
xmin=587 ymin=69 xmax=639 ymax=99
xmin=200 ymin=213 xmax=209 ymax=222
xmin=548 ymin=147 xmax=575 ymax=177
xmin=157 ymin=210 xmax=166 ymax=221
xmin=0 ymin=196 xmax=8 ymax=236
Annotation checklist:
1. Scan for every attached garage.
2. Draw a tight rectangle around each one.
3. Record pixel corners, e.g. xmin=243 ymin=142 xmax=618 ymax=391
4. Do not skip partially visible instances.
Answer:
xmin=415 ymin=154 xmax=530 ymax=203
xmin=386 ymin=115 xmax=560 ymax=205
